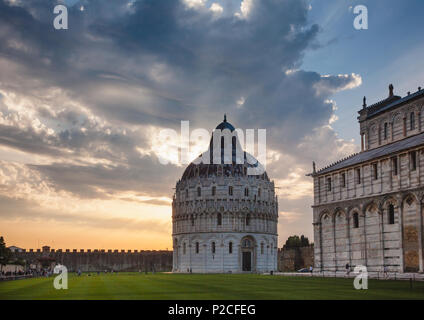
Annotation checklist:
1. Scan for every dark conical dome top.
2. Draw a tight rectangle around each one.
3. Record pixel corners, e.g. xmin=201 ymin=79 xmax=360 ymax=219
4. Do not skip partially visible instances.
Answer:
xmin=215 ymin=114 xmax=235 ymax=132
xmin=179 ymin=115 xmax=269 ymax=182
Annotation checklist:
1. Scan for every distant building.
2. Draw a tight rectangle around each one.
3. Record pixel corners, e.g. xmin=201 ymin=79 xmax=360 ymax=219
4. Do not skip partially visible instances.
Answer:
xmin=310 ymin=85 xmax=424 ymax=273
xmin=172 ymin=116 xmax=279 ymax=273
xmin=8 ymin=246 xmax=24 ymax=253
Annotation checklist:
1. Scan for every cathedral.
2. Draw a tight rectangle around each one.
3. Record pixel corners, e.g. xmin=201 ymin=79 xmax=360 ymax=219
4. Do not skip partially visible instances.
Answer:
xmin=172 ymin=117 xmax=278 ymax=273
xmin=311 ymin=85 xmax=424 ymax=273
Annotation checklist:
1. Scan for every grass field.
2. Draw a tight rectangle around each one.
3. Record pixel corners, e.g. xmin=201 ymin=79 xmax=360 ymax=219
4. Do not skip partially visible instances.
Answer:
xmin=0 ymin=273 xmax=423 ymax=300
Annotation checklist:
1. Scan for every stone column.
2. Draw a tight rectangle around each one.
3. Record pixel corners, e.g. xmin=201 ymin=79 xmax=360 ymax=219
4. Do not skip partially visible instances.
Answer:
xmin=346 ymin=214 xmax=352 ymax=267
xmin=203 ymin=244 xmax=207 ymax=273
xmin=333 ymin=215 xmax=337 ymax=271
xmin=221 ymin=237 xmax=225 ymax=273
xmin=399 ymin=202 xmax=405 ymax=272
xmin=379 ymin=208 xmax=385 ymax=271
xmin=418 ymin=201 xmax=423 ymax=272
xmin=363 ymin=211 xmax=368 ymax=267
xmin=188 ymin=238 xmax=192 ymax=272
xmin=313 ymin=222 xmax=323 ymax=271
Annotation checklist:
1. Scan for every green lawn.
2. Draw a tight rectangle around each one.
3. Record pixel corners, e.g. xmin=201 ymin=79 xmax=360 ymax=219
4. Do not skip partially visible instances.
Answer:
xmin=0 ymin=273 xmax=423 ymax=300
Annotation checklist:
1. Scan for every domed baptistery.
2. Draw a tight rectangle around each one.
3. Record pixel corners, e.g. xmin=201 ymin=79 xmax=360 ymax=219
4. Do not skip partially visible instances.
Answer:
xmin=172 ymin=116 xmax=278 ymax=273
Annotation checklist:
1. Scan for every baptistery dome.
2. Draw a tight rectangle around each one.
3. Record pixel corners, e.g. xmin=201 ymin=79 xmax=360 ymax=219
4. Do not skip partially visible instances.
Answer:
xmin=172 ymin=116 xmax=278 ymax=273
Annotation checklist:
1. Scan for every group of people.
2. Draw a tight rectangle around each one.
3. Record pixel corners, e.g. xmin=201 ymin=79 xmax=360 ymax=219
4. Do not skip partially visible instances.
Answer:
xmin=0 ymin=269 xmax=48 ymax=280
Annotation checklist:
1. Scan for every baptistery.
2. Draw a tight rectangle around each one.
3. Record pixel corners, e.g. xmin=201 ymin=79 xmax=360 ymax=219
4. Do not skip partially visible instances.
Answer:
xmin=172 ymin=116 xmax=278 ymax=273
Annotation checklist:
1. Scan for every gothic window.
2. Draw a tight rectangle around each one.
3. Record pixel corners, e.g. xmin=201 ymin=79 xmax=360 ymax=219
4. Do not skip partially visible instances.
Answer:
xmin=373 ymin=163 xmax=378 ymax=180
xmin=353 ymin=213 xmax=359 ymax=228
xmin=183 ymin=242 xmax=186 ymax=254
xmin=211 ymin=242 xmax=216 ymax=254
xmin=356 ymin=168 xmax=361 ymax=184
xmin=246 ymin=214 xmax=250 ymax=226
xmin=190 ymin=214 xmax=194 ymax=226
xmin=384 ymin=122 xmax=388 ymax=140
xmin=229 ymin=186 xmax=233 ymax=196
xmin=258 ymin=188 xmax=261 ymax=197
xmin=327 ymin=177 xmax=332 ymax=191
xmin=341 ymin=172 xmax=346 ymax=187
xmin=244 ymin=187 xmax=249 ymax=197
xmin=197 ymin=187 xmax=201 ymax=197
xmin=186 ymin=189 xmax=189 ymax=198
xmin=410 ymin=151 xmax=417 ymax=171
xmin=388 ymin=204 xmax=395 ymax=224
xmin=195 ymin=242 xmax=199 ymax=254
xmin=410 ymin=112 xmax=415 ymax=130
xmin=392 ymin=157 xmax=398 ymax=175
xmin=229 ymin=242 xmax=233 ymax=254
xmin=217 ymin=213 xmax=222 ymax=226
xmin=212 ymin=186 xmax=216 ymax=196
xmin=261 ymin=243 xmax=264 ymax=255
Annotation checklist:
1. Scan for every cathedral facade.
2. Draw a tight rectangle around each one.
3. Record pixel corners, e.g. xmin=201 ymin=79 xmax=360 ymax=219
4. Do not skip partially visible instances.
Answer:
xmin=172 ymin=117 xmax=278 ymax=273
xmin=311 ymin=85 xmax=424 ymax=273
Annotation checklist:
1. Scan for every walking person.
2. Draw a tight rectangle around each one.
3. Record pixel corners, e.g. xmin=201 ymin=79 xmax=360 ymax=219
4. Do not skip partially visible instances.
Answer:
xmin=345 ymin=263 xmax=350 ymax=277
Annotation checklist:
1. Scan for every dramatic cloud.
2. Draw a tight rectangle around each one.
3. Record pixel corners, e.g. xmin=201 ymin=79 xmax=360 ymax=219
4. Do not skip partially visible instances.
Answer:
xmin=0 ymin=0 xmax=361 ymax=248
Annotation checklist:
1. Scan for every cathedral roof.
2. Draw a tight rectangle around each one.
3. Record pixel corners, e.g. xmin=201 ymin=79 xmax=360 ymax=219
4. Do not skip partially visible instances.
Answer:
xmin=358 ymin=86 xmax=424 ymax=121
xmin=315 ymin=131 xmax=424 ymax=175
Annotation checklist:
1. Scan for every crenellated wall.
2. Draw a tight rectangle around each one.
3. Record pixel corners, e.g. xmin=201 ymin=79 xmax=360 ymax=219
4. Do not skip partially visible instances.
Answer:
xmin=12 ymin=247 xmax=173 ymax=272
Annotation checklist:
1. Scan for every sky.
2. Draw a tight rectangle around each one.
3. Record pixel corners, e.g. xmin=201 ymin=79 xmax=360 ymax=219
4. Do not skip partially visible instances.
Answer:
xmin=0 ymin=0 xmax=423 ymax=250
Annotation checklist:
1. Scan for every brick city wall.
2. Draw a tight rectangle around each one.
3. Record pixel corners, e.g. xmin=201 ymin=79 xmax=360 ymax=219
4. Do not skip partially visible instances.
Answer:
xmin=13 ymin=247 xmax=173 ymax=272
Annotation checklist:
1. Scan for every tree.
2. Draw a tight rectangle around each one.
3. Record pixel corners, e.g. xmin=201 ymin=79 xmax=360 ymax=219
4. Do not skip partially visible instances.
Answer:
xmin=0 ymin=236 xmax=12 ymax=273
xmin=284 ymin=235 xmax=310 ymax=249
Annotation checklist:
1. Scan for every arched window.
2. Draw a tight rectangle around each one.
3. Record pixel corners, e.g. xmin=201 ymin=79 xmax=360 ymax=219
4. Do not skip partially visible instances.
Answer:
xmin=186 ymin=189 xmax=188 ymax=198
xmin=384 ymin=122 xmax=388 ymax=140
xmin=229 ymin=186 xmax=233 ymax=196
xmin=353 ymin=213 xmax=359 ymax=228
xmin=211 ymin=242 xmax=216 ymax=254
xmin=197 ymin=187 xmax=201 ymax=197
xmin=229 ymin=242 xmax=233 ymax=254
xmin=246 ymin=214 xmax=250 ymax=226
xmin=258 ymin=188 xmax=261 ymax=197
xmin=261 ymin=243 xmax=264 ymax=255
xmin=244 ymin=187 xmax=249 ymax=197
xmin=243 ymin=239 xmax=252 ymax=248
xmin=327 ymin=177 xmax=332 ymax=191
xmin=410 ymin=112 xmax=415 ymax=130
xmin=212 ymin=186 xmax=216 ymax=196
xmin=190 ymin=214 xmax=194 ymax=226
xmin=183 ymin=242 xmax=186 ymax=254
xmin=356 ymin=168 xmax=361 ymax=184
xmin=217 ymin=213 xmax=222 ymax=226
xmin=388 ymin=204 xmax=395 ymax=224
xmin=195 ymin=242 xmax=199 ymax=254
